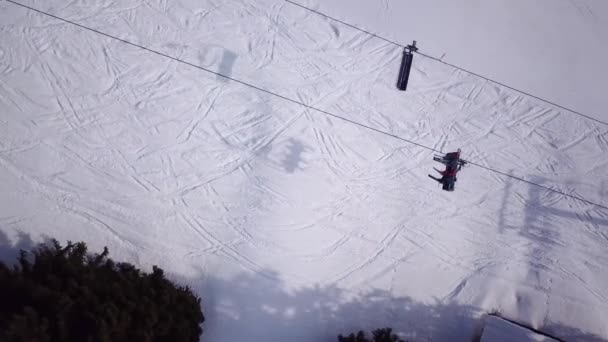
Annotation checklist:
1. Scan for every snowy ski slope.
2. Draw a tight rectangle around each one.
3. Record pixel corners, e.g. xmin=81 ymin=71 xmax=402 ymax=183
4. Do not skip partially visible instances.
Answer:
xmin=1 ymin=0 xmax=607 ymax=341
xmin=314 ymin=0 xmax=608 ymax=121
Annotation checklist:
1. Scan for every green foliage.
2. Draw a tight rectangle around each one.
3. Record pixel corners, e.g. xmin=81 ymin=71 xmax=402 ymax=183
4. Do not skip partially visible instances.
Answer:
xmin=0 ymin=240 xmax=204 ymax=342
xmin=338 ymin=328 xmax=406 ymax=342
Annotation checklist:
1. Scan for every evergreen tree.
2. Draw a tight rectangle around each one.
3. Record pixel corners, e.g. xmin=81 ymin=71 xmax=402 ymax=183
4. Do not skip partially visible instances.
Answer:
xmin=0 ymin=240 xmax=204 ymax=342
xmin=338 ymin=328 xmax=406 ymax=342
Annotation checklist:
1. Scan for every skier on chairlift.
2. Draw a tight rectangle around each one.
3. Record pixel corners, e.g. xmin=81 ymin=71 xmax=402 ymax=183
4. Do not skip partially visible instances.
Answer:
xmin=428 ymin=149 xmax=466 ymax=191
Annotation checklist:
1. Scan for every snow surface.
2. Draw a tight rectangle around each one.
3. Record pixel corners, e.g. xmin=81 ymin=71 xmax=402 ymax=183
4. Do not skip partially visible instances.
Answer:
xmin=1 ymin=0 xmax=607 ymax=341
xmin=313 ymin=0 xmax=608 ymax=122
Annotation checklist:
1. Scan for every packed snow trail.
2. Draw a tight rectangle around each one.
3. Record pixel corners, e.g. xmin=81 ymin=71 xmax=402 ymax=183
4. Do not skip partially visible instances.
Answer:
xmin=1 ymin=0 xmax=607 ymax=341
xmin=300 ymin=0 xmax=608 ymax=124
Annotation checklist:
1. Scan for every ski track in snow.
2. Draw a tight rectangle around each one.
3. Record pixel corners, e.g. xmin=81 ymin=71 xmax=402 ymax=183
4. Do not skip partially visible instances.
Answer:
xmin=1 ymin=0 xmax=608 ymax=340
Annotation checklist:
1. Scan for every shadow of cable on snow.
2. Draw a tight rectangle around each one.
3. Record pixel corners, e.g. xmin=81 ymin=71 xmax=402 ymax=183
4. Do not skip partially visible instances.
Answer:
xmin=177 ymin=270 xmax=607 ymax=342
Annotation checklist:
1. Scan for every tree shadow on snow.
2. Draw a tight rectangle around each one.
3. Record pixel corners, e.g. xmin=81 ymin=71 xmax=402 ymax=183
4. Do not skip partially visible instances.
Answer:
xmin=0 ymin=229 xmax=37 ymax=266
xmin=0 ymin=228 xmax=604 ymax=341
xmin=182 ymin=270 xmax=607 ymax=342
xmin=192 ymin=270 xmax=476 ymax=342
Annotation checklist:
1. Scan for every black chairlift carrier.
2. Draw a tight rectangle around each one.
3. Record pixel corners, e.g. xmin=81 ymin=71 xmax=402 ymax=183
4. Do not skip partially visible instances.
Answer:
xmin=396 ymin=41 xmax=418 ymax=91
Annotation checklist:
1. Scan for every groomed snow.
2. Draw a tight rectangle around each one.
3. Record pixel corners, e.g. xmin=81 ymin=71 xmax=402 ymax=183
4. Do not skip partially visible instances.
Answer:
xmin=1 ymin=0 xmax=607 ymax=341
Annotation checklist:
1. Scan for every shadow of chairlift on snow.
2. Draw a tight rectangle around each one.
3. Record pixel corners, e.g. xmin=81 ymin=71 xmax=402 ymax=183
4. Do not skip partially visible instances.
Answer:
xmin=281 ymin=138 xmax=309 ymax=173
